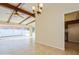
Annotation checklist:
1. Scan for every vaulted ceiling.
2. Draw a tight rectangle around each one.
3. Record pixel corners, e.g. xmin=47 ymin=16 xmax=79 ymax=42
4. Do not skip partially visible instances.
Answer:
xmin=0 ymin=3 xmax=36 ymax=26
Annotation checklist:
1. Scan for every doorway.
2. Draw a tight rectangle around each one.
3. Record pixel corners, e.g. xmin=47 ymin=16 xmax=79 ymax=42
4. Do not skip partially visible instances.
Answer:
xmin=64 ymin=11 xmax=79 ymax=54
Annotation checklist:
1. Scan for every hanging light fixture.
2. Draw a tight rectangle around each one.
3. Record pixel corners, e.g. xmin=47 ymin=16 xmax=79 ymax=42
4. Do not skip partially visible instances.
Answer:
xmin=32 ymin=6 xmax=36 ymax=13
xmin=32 ymin=3 xmax=43 ymax=16
xmin=39 ymin=3 xmax=43 ymax=9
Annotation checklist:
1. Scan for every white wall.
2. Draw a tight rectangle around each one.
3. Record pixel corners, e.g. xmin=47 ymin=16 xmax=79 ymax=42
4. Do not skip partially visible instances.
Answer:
xmin=36 ymin=5 xmax=64 ymax=50
xmin=63 ymin=4 xmax=79 ymax=14
xmin=36 ymin=4 xmax=79 ymax=50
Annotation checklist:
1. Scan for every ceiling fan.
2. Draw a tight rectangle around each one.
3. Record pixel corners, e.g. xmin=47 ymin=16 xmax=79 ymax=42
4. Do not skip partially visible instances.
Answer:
xmin=5 ymin=3 xmax=25 ymax=18
xmin=5 ymin=9 xmax=25 ymax=18
xmin=13 ymin=10 xmax=25 ymax=18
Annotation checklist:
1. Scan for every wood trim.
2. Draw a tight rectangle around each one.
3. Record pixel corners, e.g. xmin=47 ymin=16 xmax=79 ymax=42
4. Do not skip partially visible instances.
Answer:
xmin=65 ymin=19 xmax=79 ymax=25
xmin=0 ymin=3 xmax=35 ymax=17
xmin=65 ymin=23 xmax=68 ymax=42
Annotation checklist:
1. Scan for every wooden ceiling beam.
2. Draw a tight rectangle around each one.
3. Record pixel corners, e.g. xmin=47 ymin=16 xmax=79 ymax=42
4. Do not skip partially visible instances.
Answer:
xmin=0 ymin=3 xmax=35 ymax=17
xmin=17 ymin=3 xmax=22 ymax=7
xmin=7 ymin=3 xmax=22 ymax=23
xmin=19 ymin=16 xmax=31 ymax=24
xmin=26 ymin=20 xmax=35 ymax=26
xmin=7 ymin=11 xmax=14 ymax=23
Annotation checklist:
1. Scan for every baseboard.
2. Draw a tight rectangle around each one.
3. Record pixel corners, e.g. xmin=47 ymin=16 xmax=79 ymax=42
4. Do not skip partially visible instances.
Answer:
xmin=36 ymin=41 xmax=65 ymax=51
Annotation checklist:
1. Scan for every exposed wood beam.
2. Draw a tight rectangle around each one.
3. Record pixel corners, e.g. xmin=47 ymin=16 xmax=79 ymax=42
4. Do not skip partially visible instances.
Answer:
xmin=26 ymin=20 xmax=35 ymax=25
xmin=19 ymin=16 xmax=31 ymax=24
xmin=7 ymin=3 xmax=22 ymax=23
xmin=17 ymin=3 xmax=22 ymax=7
xmin=7 ymin=11 xmax=14 ymax=23
xmin=0 ymin=3 xmax=35 ymax=17
xmin=65 ymin=19 xmax=79 ymax=25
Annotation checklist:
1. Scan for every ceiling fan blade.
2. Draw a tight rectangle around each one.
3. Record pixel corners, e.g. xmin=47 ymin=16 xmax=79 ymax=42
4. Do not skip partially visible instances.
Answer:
xmin=18 ymin=15 xmax=25 ymax=18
